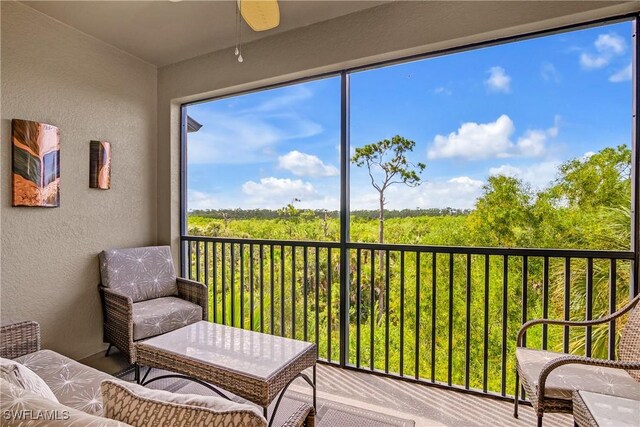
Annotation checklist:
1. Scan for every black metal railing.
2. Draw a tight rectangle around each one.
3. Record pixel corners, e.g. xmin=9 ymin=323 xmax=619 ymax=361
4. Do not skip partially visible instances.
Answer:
xmin=181 ymin=235 xmax=635 ymax=400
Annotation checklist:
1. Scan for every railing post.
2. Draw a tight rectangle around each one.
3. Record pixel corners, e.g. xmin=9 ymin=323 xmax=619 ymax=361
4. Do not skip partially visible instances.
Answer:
xmin=632 ymin=16 xmax=640 ymax=299
xmin=339 ymin=70 xmax=351 ymax=367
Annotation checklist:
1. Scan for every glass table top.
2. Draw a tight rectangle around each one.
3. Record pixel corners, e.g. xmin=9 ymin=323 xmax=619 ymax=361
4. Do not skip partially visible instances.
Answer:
xmin=580 ymin=391 xmax=640 ymax=427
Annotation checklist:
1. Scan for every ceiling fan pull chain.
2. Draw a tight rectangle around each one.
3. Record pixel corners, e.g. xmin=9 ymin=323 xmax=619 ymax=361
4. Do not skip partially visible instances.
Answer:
xmin=238 ymin=1 xmax=244 ymax=62
xmin=235 ymin=0 xmax=244 ymax=62
xmin=238 ymin=29 xmax=243 ymax=62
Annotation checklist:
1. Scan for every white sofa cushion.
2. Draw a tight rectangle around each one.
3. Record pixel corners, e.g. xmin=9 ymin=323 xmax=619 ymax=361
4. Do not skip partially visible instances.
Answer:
xmin=0 ymin=379 xmax=128 ymax=426
xmin=15 ymin=349 xmax=114 ymax=416
xmin=0 ymin=357 xmax=58 ymax=402
xmin=101 ymin=379 xmax=266 ymax=427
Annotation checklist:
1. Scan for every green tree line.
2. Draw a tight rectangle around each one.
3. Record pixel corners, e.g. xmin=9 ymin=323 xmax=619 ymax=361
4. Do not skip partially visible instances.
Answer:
xmin=189 ymin=207 xmax=470 ymax=221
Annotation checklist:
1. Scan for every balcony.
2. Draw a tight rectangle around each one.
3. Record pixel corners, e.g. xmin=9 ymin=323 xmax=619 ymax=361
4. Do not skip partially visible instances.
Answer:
xmin=179 ymin=235 xmax=635 ymax=425
xmin=5 ymin=1 xmax=640 ymax=426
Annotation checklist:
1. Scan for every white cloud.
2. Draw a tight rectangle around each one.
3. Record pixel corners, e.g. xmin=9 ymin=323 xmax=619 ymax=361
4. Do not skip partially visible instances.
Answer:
xmin=516 ymin=115 xmax=558 ymax=157
xmin=580 ymin=32 xmax=627 ymax=70
xmin=434 ymin=86 xmax=452 ymax=95
xmin=580 ymin=53 xmax=609 ymax=69
xmin=546 ymin=116 xmax=560 ymax=138
xmin=595 ymin=33 xmax=626 ymax=55
xmin=489 ymin=160 xmax=560 ymax=190
xmin=448 ymin=176 xmax=482 ymax=187
xmin=187 ymin=87 xmax=322 ymax=165
xmin=188 ymin=190 xmax=219 ymax=210
xmin=241 ymin=177 xmax=320 ymax=208
xmin=242 ymin=86 xmax=313 ymax=114
xmin=485 ymin=66 xmax=511 ymax=93
xmin=297 ymin=195 xmax=339 ymax=211
xmin=187 ymin=113 xmax=321 ymax=165
xmin=427 ymin=115 xmax=559 ymax=160
xmin=516 ymin=130 xmax=547 ymax=157
xmin=428 ymin=115 xmax=514 ymax=160
xmin=541 ymin=62 xmax=561 ymax=83
xmin=277 ymin=150 xmax=339 ymax=177
xmin=609 ymin=63 xmax=632 ymax=83
xmin=351 ymin=176 xmax=484 ymax=210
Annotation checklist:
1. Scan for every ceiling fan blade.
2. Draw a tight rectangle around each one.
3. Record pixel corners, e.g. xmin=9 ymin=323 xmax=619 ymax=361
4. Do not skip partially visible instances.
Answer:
xmin=239 ymin=0 xmax=280 ymax=32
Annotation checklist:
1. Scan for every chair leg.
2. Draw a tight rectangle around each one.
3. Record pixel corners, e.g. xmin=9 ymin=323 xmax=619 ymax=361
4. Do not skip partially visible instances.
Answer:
xmin=134 ymin=364 xmax=140 ymax=384
xmin=105 ymin=344 xmax=112 ymax=357
xmin=513 ymin=371 xmax=519 ymax=418
xmin=537 ymin=415 xmax=543 ymax=427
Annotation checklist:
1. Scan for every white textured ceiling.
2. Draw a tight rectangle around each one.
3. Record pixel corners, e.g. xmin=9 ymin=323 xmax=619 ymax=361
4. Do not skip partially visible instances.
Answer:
xmin=22 ymin=0 xmax=389 ymax=66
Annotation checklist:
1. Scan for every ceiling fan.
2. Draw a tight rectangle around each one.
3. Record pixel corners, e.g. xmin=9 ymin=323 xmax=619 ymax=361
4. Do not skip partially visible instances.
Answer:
xmin=238 ymin=0 xmax=280 ymax=32
xmin=170 ymin=0 xmax=280 ymax=59
xmin=234 ymin=0 xmax=280 ymax=62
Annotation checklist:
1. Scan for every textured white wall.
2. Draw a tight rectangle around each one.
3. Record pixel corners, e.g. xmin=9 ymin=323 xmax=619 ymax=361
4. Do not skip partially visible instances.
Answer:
xmin=157 ymin=1 xmax=640 ymax=263
xmin=1 ymin=2 xmax=157 ymax=359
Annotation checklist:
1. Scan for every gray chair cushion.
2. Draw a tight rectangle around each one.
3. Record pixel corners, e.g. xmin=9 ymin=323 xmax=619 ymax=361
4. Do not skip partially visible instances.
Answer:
xmin=99 ymin=246 xmax=178 ymax=302
xmin=132 ymin=297 xmax=203 ymax=341
xmin=516 ymin=348 xmax=640 ymax=401
xmin=14 ymin=349 xmax=115 ymax=416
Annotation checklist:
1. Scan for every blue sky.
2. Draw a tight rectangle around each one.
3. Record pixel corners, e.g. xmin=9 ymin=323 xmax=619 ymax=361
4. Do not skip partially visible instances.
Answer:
xmin=187 ymin=21 xmax=632 ymax=211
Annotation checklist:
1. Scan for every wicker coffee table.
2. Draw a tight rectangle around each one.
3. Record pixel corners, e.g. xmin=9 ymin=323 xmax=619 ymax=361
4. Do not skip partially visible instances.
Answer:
xmin=135 ymin=321 xmax=317 ymax=425
xmin=573 ymin=391 xmax=640 ymax=427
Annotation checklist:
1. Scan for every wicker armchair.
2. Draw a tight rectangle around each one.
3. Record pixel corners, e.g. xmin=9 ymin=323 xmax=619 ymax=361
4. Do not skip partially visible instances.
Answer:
xmin=99 ymin=246 xmax=208 ymax=365
xmin=513 ymin=293 xmax=640 ymax=427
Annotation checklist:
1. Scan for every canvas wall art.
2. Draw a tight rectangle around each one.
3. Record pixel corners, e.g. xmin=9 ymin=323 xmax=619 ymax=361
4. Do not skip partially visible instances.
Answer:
xmin=89 ymin=140 xmax=111 ymax=189
xmin=12 ymin=119 xmax=60 ymax=207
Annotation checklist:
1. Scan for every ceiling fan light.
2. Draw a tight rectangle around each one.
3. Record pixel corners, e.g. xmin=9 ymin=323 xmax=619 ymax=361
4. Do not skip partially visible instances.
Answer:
xmin=240 ymin=0 xmax=280 ymax=32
